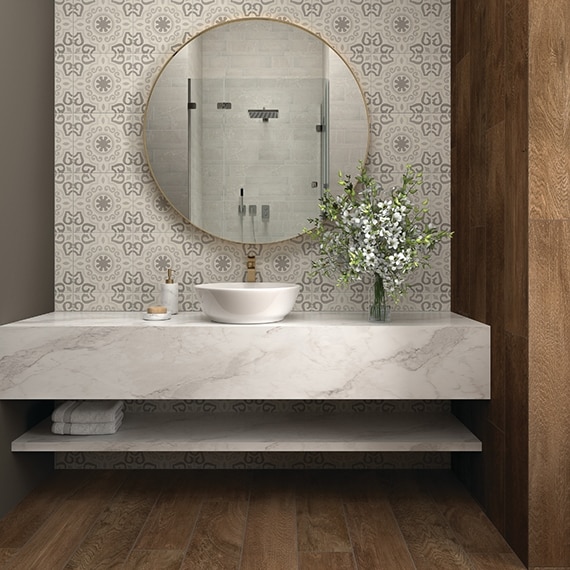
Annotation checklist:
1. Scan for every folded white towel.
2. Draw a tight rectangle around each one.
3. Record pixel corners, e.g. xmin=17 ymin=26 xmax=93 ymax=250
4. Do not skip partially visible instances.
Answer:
xmin=51 ymin=400 xmax=124 ymax=424
xmin=51 ymin=412 xmax=124 ymax=435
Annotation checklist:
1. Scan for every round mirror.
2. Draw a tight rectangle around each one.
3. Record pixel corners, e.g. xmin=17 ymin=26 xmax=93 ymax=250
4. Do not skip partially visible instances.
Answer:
xmin=144 ymin=18 xmax=369 ymax=244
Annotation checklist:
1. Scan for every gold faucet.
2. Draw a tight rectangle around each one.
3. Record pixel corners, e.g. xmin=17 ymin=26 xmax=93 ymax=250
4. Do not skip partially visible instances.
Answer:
xmin=246 ymin=254 xmax=256 ymax=283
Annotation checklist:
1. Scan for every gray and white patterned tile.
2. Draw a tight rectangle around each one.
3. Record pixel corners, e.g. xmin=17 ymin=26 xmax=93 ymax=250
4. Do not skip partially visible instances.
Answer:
xmin=134 ymin=178 xmax=187 ymax=231
xmin=131 ymin=55 xmax=167 ymax=113
xmin=134 ymin=3 xmax=191 ymax=54
xmin=131 ymin=233 xmax=192 ymax=302
xmin=74 ymin=173 xmax=134 ymax=233
xmin=362 ymin=53 xmax=448 ymax=114
xmin=54 ymin=230 xmax=75 ymax=273
xmin=73 ymin=234 xmax=132 ymax=288
xmin=55 ymin=450 xmax=449 ymax=469
xmin=55 ymin=58 xmax=76 ymax=111
xmin=309 ymin=3 xmax=371 ymax=54
xmin=74 ymin=54 xmax=133 ymax=113
xmin=73 ymin=115 xmax=133 ymax=167
xmin=55 ymin=114 xmax=75 ymax=162
xmin=55 ymin=0 xmax=75 ymax=44
xmin=256 ymin=240 xmax=306 ymax=284
xmin=191 ymin=239 xmax=248 ymax=285
xmin=247 ymin=4 xmax=316 ymax=28
xmin=52 ymin=0 xmax=452 ymax=471
xmin=122 ymin=399 xmax=450 ymax=414
xmin=55 ymin=0 xmax=450 ymax=315
xmin=428 ymin=113 xmax=450 ymax=159
xmin=122 ymin=113 xmax=145 ymax=155
xmin=55 ymin=188 xmax=76 ymax=237
xmin=184 ymin=3 xmax=252 ymax=35
xmin=368 ymin=114 xmax=426 ymax=173
xmin=73 ymin=2 xmax=131 ymax=51
xmin=379 ymin=0 xmax=449 ymax=55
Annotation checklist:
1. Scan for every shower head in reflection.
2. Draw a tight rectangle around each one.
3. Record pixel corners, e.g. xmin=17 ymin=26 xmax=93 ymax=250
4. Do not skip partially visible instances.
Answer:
xmin=248 ymin=108 xmax=279 ymax=122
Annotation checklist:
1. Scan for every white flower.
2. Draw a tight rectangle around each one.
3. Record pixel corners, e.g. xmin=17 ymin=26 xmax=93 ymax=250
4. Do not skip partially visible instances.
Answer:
xmin=305 ymin=163 xmax=451 ymax=303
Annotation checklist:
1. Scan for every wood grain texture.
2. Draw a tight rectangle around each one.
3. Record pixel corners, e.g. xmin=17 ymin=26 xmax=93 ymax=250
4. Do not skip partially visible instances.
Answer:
xmin=528 ymin=0 xmax=570 ymax=220
xmin=469 ymin=552 xmax=527 ymax=569
xmin=344 ymin=500 xmax=415 ymax=570
xmin=529 ymin=220 xmax=570 ymax=566
xmin=425 ymin=470 xmax=510 ymax=553
xmin=134 ymin=471 xmax=202 ymax=550
xmin=201 ymin=470 xmax=251 ymax=502
xmin=123 ymin=549 xmax=184 ymax=569
xmin=504 ymin=331 xmax=529 ymax=558
xmin=451 ymin=0 xmax=471 ymax=64
xmin=0 ymin=470 xmax=87 ymax=548
xmin=485 ymin=119 xmax=506 ymax=332
xmin=469 ymin=225 xmax=487 ymax=323
xmin=482 ymin=421 xmax=506 ymax=537
xmin=389 ymin=473 xmax=474 ymax=570
xmin=182 ymin=500 xmax=248 ymax=570
xmin=343 ymin=472 xmax=416 ymax=570
xmin=7 ymin=470 xmax=126 ymax=569
xmin=484 ymin=0 xmax=506 ymax=128
xmin=239 ymin=550 xmax=298 ymax=570
xmin=64 ymin=471 xmax=161 ymax=569
xmin=296 ymin=473 xmax=351 ymax=553
xmin=451 ymin=0 xmax=530 ymax=565
xmin=468 ymin=0 xmax=485 ymax=231
xmin=504 ymin=0 xmax=529 ymax=339
xmin=298 ymin=552 xmax=356 ymax=570
xmin=0 ymin=549 xmax=18 ymax=566
xmin=240 ymin=472 xmax=297 ymax=570
xmin=1 ymin=470 xmax=526 ymax=570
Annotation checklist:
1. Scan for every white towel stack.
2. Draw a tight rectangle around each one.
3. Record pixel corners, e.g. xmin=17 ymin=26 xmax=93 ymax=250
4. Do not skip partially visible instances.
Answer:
xmin=51 ymin=400 xmax=124 ymax=435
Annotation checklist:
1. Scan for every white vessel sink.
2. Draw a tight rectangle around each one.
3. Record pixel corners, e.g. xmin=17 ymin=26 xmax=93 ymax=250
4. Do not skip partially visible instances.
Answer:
xmin=195 ymin=282 xmax=301 ymax=324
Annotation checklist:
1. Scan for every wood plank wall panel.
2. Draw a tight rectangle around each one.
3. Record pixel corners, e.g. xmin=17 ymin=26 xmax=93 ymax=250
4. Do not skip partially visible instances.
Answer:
xmin=451 ymin=0 xmax=530 ymax=565
xmin=528 ymin=222 xmax=570 ymax=566
xmin=528 ymin=1 xmax=570 ymax=221
xmin=528 ymin=2 xmax=570 ymax=565
xmin=503 ymin=2 xmax=530 ymax=566
xmin=504 ymin=331 xmax=529 ymax=559
xmin=504 ymin=0 xmax=530 ymax=339
xmin=454 ymin=0 xmax=570 ymax=566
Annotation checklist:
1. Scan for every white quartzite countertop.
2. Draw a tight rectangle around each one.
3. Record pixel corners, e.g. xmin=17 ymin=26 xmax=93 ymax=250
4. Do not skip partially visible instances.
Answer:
xmin=0 ymin=311 xmax=490 ymax=400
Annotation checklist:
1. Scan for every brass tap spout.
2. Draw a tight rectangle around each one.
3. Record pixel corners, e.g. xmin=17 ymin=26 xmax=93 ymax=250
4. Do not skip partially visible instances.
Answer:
xmin=246 ymin=254 xmax=256 ymax=283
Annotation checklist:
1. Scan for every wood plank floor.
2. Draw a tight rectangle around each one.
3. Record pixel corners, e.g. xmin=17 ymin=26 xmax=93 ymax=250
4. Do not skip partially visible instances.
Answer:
xmin=0 ymin=469 xmax=527 ymax=569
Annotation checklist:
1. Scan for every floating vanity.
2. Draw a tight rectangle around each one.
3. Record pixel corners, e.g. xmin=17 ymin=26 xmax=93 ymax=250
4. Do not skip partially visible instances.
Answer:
xmin=0 ymin=311 xmax=490 ymax=454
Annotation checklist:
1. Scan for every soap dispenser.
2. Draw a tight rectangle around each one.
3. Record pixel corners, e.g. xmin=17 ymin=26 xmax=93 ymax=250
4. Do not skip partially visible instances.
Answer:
xmin=160 ymin=269 xmax=178 ymax=315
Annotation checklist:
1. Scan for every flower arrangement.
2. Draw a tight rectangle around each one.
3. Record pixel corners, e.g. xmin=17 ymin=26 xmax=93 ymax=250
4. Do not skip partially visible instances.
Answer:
xmin=305 ymin=163 xmax=452 ymax=320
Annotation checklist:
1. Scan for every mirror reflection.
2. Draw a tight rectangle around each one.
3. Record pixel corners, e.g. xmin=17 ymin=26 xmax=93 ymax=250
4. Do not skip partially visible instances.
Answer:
xmin=144 ymin=19 xmax=369 ymax=244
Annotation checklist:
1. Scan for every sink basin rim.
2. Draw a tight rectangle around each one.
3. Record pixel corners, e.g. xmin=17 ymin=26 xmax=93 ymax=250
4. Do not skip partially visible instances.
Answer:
xmin=195 ymin=282 xmax=301 ymax=324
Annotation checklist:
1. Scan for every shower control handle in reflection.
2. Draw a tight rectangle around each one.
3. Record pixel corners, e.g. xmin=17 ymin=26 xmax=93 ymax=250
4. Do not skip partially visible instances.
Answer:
xmin=238 ymin=188 xmax=246 ymax=216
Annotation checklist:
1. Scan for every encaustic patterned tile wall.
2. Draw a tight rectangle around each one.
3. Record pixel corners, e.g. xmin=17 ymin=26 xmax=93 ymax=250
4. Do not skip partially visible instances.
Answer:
xmin=54 ymin=0 xmax=450 ymax=313
xmin=54 ymin=0 xmax=451 ymax=469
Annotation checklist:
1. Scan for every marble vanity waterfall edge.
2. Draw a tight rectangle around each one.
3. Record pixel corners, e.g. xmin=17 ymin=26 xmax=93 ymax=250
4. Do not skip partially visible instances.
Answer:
xmin=0 ymin=312 xmax=490 ymax=401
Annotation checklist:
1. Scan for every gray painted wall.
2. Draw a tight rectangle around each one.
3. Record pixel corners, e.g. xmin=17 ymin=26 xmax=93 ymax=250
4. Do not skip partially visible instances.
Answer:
xmin=0 ymin=1 xmax=55 ymax=517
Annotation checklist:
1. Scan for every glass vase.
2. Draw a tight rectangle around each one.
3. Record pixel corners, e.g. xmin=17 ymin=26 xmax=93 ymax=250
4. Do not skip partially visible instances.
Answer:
xmin=369 ymin=274 xmax=390 ymax=322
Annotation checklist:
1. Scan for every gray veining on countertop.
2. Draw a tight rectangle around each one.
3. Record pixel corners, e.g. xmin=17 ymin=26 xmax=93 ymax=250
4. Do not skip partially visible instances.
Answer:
xmin=0 ymin=312 xmax=490 ymax=401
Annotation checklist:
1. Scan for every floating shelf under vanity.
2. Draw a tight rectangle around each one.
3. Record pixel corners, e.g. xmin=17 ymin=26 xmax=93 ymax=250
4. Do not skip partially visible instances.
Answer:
xmin=0 ymin=311 xmax=490 ymax=454
xmin=11 ymin=412 xmax=481 ymax=453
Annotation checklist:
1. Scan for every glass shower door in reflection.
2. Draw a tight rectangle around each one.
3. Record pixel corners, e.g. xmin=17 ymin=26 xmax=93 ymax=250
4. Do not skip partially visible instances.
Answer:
xmin=188 ymin=77 xmax=327 ymax=243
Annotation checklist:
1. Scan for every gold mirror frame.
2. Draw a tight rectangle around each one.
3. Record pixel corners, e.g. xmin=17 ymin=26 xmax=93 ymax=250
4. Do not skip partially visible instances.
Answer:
xmin=144 ymin=18 xmax=370 ymax=244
